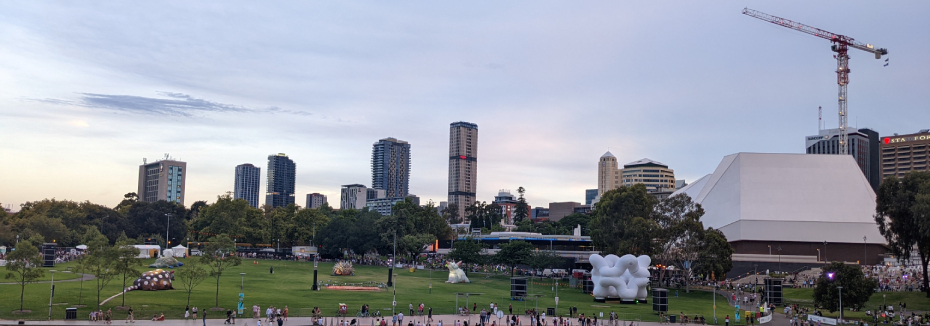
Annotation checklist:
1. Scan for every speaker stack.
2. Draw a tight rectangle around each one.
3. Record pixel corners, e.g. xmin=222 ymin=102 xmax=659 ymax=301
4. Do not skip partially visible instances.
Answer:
xmin=511 ymin=277 xmax=527 ymax=300
xmin=582 ymin=278 xmax=594 ymax=294
xmin=652 ymin=288 xmax=668 ymax=312
xmin=764 ymin=278 xmax=783 ymax=305
xmin=42 ymin=243 xmax=57 ymax=267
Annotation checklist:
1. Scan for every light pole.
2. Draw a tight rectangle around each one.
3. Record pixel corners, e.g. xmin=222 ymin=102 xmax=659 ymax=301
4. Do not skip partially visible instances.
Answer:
xmin=48 ymin=270 xmax=57 ymax=320
xmin=816 ymin=249 xmax=821 ymax=262
xmin=837 ymin=286 xmax=843 ymax=322
xmin=239 ymin=273 xmax=246 ymax=315
xmin=312 ymin=257 xmax=319 ymax=291
xmin=863 ymin=236 xmax=867 ymax=265
xmin=777 ymin=246 xmax=782 ymax=273
xmin=165 ymin=213 xmax=171 ymax=248
xmin=823 ymin=241 xmax=828 ymax=263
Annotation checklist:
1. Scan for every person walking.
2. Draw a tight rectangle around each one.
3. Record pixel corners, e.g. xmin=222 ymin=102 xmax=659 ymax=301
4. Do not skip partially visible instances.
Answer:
xmin=428 ymin=307 xmax=433 ymax=323
xmin=193 ymin=307 xmax=199 ymax=320
xmin=126 ymin=307 xmax=135 ymax=323
xmin=725 ymin=315 xmax=729 ymax=326
xmin=284 ymin=306 xmax=289 ymax=321
xmin=509 ymin=304 xmax=513 ymax=315
xmin=186 ymin=306 xmax=191 ymax=319
xmin=393 ymin=313 xmax=398 ymax=326
xmin=203 ymin=310 xmax=208 ymax=326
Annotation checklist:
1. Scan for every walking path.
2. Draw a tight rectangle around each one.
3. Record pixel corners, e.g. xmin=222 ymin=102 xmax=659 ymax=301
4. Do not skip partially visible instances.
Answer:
xmin=0 ymin=273 xmax=95 ymax=285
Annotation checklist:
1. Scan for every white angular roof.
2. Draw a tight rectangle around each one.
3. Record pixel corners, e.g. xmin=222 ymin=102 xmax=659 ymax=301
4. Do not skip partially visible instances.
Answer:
xmin=671 ymin=153 xmax=884 ymax=244
xmin=624 ymin=158 xmax=667 ymax=167
xmin=601 ymin=151 xmax=616 ymax=158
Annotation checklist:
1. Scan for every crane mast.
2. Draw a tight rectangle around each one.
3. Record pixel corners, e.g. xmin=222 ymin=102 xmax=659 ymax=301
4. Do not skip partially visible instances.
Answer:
xmin=742 ymin=8 xmax=887 ymax=155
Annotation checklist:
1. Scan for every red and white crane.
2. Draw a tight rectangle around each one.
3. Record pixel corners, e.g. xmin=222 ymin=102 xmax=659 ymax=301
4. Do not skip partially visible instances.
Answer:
xmin=742 ymin=8 xmax=888 ymax=155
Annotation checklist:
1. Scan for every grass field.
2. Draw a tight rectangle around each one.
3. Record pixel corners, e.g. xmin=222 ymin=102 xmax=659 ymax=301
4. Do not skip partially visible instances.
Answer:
xmin=781 ymin=287 xmax=929 ymax=322
xmin=1 ymin=258 xmax=744 ymax=322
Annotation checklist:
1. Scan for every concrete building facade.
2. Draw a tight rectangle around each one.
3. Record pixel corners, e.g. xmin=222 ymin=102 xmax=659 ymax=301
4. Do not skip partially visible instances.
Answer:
xmin=880 ymin=130 xmax=930 ymax=179
xmin=805 ymin=127 xmax=881 ymax=191
xmin=620 ymin=159 xmax=676 ymax=192
xmin=265 ymin=153 xmax=296 ymax=208
xmin=597 ymin=151 xmax=620 ymax=195
xmin=492 ymin=190 xmax=518 ymax=224
xmin=234 ymin=163 xmax=261 ymax=208
xmin=548 ymin=202 xmax=582 ymax=222
xmin=305 ymin=193 xmax=327 ymax=209
xmin=448 ymin=121 xmax=478 ymax=219
xmin=138 ymin=159 xmax=187 ymax=205
xmin=372 ymin=137 xmax=411 ymax=198
xmin=340 ymin=184 xmax=368 ymax=210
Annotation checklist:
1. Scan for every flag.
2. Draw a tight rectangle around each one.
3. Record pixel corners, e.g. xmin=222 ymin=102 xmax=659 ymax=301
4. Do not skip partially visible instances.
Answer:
xmin=884 ymin=63 xmax=889 ymax=67
xmin=885 ymin=58 xmax=889 ymax=62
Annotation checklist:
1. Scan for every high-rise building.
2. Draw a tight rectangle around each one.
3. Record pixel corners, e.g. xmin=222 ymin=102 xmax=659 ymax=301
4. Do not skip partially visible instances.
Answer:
xmin=340 ymin=184 xmax=367 ymax=210
xmin=620 ymin=159 xmax=676 ymax=192
xmin=598 ymin=153 xmax=676 ymax=194
xmin=585 ymin=189 xmax=598 ymax=205
xmin=306 ymin=193 xmax=327 ymax=209
xmin=234 ymin=164 xmax=261 ymax=208
xmin=448 ymin=121 xmax=478 ymax=219
xmin=805 ymin=127 xmax=881 ymax=191
xmin=138 ymin=158 xmax=187 ymax=205
xmin=597 ymin=151 xmax=620 ymax=195
xmin=372 ymin=137 xmax=411 ymax=198
xmin=492 ymin=190 xmax=518 ymax=224
xmin=880 ymin=129 xmax=930 ymax=179
xmin=265 ymin=153 xmax=296 ymax=208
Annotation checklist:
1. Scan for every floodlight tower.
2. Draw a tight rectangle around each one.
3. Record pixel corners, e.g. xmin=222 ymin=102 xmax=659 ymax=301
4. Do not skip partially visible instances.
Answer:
xmin=742 ymin=8 xmax=887 ymax=155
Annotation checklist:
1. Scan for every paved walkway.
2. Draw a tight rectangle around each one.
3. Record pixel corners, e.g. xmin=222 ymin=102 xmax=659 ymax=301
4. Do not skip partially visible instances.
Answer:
xmin=0 ymin=273 xmax=95 ymax=285
xmin=0 ymin=314 xmax=664 ymax=326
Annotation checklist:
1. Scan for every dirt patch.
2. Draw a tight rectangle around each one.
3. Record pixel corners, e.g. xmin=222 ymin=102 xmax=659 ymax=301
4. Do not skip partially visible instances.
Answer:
xmin=209 ymin=307 xmax=227 ymax=311
xmin=12 ymin=310 xmax=32 ymax=314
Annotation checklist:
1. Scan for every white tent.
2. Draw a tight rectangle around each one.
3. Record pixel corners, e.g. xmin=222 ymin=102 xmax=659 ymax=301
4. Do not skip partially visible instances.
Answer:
xmin=133 ymin=245 xmax=162 ymax=259
xmin=171 ymin=245 xmax=188 ymax=257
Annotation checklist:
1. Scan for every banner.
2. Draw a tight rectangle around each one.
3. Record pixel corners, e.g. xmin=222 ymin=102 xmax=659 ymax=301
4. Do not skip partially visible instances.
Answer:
xmin=808 ymin=315 xmax=837 ymax=325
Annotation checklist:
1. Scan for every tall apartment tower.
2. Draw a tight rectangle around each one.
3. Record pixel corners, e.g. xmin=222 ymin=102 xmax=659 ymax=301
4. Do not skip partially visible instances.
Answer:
xmin=138 ymin=158 xmax=187 ymax=205
xmin=448 ymin=121 xmax=478 ymax=219
xmin=805 ymin=127 xmax=881 ymax=191
xmin=371 ymin=137 xmax=411 ymax=198
xmin=597 ymin=151 xmax=619 ymax=195
xmin=306 ymin=193 xmax=327 ymax=209
xmin=234 ymin=163 xmax=261 ymax=208
xmin=265 ymin=153 xmax=296 ymax=208
xmin=340 ymin=184 xmax=368 ymax=210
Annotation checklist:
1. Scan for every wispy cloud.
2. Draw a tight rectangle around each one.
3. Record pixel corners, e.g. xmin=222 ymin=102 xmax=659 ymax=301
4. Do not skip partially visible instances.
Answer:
xmin=34 ymin=92 xmax=309 ymax=117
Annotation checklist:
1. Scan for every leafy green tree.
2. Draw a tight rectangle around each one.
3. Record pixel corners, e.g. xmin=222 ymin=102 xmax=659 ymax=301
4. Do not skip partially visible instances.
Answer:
xmin=123 ymin=200 xmax=188 ymax=247
xmin=191 ymin=195 xmax=264 ymax=245
xmin=695 ymin=228 xmax=734 ymax=282
xmin=874 ymin=171 xmax=930 ymax=297
xmin=557 ymin=213 xmax=591 ymax=235
xmin=494 ymin=240 xmax=535 ymax=276
xmin=200 ymin=234 xmax=242 ymax=308
xmin=514 ymin=187 xmax=529 ymax=223
xmin=291 ymin=208 xmax=329 ymax=245
xmin=813 ymin=262 xmax=878 ymax=313
xmin=447 ymin=238 xmax=487 ymax=266
xmin=525 ymin=250 xmax=562 ymax=272
xmin=112 ymin=234 xmax=142 ymax=307
xmin=589 ymin=184 xmax=659 ymax=256
xmin=83 ymin=228 xmax=117 ymax=308
xmin=652 ymin=194 xmax=705 ymax=290
xmin=176 ymin=259 xmax=209 ymax=306
xmin=4 ymin=240 xmax=45 ymax=311
xmin=399 ymin=233 xmax=437 ymax=259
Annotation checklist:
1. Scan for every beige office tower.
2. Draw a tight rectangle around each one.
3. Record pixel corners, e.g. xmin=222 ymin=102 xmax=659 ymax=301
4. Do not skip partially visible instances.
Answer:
xmin=448 ymin=121 xmax=478 ymax=221
xmin=597 ymin=151 xmax=620 ymax=195
xmin=138 ymin=158 xmax=187 ymax=205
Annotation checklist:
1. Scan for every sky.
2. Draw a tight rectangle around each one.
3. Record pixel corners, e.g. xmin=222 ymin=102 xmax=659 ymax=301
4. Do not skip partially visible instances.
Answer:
xmin=1 ymin=1 xmax=928 ymax=211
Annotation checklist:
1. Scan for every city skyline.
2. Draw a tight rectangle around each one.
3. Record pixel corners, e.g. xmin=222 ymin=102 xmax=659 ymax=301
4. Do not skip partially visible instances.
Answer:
xmin=1 ymin=2 xmax=928 ymax=209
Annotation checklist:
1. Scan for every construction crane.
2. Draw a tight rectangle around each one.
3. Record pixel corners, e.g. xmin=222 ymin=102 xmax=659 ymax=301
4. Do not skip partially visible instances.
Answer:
xmin=742 ymin=8 xmax=887 ymax=155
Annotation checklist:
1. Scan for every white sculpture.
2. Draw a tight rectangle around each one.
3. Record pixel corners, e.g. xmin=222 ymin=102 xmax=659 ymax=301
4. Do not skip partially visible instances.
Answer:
xmin=589 ymin=254 xmax=651 ymax=302
xmin=445 ymin=261 xmax=470 ymax=284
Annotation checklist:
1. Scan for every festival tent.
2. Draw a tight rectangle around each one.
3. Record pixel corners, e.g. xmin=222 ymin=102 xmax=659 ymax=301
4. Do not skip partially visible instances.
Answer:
xmin=170 ymin=245 xmax=188 ymax=257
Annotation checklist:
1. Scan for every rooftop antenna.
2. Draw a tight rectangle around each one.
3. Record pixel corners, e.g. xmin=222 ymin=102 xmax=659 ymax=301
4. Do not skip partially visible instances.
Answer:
xmin=818 ymin=106 xmax=822 ymax=131
xmin=143 ymin=158 xmax=147 ymax=165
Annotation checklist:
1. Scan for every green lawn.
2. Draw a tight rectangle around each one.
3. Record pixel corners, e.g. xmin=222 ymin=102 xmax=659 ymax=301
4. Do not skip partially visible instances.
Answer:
xmin=1 ymin=259 xmax=741 ymax=322
xmin=782 ymin=287 xmax=929 ymax=322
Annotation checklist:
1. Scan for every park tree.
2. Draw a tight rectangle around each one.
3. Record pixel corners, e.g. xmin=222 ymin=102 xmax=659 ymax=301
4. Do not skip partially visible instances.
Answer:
xmin=4 ymin=240 xmax=45 ymax=312
xmin=590 ymin=184 xmax=660 ymax=256
xmin=191 ymin=195 xmax=264 ymax=245
xmin=695 ymin=228 xmax=734 ymax=283
xmin=447 ymin=238 xmax=487 ymax=266
xmin=291 ymin=208 xmax=329 ymax=246
xmin=652 ymin=194 xmax=706 ymax=290
xmin=557 ymin=213 xmax=592 ymax=235
xmin=514 ymin=187 xmax=529 ymax=223
xmin=123 ymin=199 xmax=188 ymax=247
xmin=112 ymin=234 xmax=142 ymax=307
xmin=442 ymin=203 xmax=460 ymax=224
xmin=525 ymin=250 xmax=563 ymax=272
xmin=399 ymin=233 xmax=437 ymax=260
xmin=813 ymin=262 xmax=878 ymax=313
xmin=494 ymin=240 xmax=535 ymax=276
xmin=84 ymin=228 xmax=117 ymax=308
xmin=200 ymin=234 xmax=242 ymax=308
xmin=176 ymin=259 xmax=209 ymax=306
xmin=874 ymin=171 xmax=930 ymax=297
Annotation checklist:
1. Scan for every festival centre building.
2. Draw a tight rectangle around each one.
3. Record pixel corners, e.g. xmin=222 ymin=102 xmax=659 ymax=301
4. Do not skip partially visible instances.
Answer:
xmin=671 ymin=153 xmax=887 ymax=274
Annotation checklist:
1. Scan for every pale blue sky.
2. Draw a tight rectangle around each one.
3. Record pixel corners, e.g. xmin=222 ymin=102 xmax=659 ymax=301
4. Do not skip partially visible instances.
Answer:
xmin=1 ymin=1 xmax=928 ymax=210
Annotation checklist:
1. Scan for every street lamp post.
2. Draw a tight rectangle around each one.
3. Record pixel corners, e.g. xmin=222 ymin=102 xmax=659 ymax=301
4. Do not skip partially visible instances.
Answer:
xmin=48 ymin=270 xmax=57 ymax=320
xmin=165 ymin=213 xmax=171 ymax=248
xmin=837 ymin=286 xmax=843 ymax=322
xmin=824 ymin=241 xmax=828 ymax=263
xmin=863 ymin=236 xmax=868 ymax=265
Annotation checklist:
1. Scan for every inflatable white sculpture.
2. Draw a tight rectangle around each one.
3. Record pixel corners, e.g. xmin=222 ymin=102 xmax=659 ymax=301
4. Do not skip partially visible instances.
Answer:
xmin=589 ymin=254 xmax=651 ymax=302
xmin=445 ymin=261 xmax=470 ymax=284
